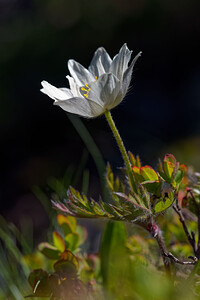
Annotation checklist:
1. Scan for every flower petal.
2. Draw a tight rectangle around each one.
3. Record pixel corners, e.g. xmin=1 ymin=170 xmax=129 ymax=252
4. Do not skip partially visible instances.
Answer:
xmin=41 ymin=81 xmax=72 ymax=101
xmin=89 ymin=47 xmax=112 ymax=76
xmin=100 ymin=48 xmax=112 ymax=72
xmin=68 ymin=59 xmax=95 ymax=86
xmin=54 ymin=97 xmax=104 ymax=118
xmin=85 ymin=73 xmax=121 ymax=110
xmin=121 ymin=51 xmax=142 ymax=97
xmin=66 ymin=75 xmax=82 ymax=98
xmin=110 ymin=43 xmax=132 ymax=81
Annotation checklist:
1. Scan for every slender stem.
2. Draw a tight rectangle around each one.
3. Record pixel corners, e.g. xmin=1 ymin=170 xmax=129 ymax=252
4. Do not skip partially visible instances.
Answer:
xmin=146 ymin=219 xmax=171 ymax=275
xmin=104 ymin=110 xmax=137 ymax=193
xmin=164 ymin=252 xmax=196 ymax=265
xmin=189 ymin=191 xmax=200 ymax=257
xmin=173 ymin=204 xmax=196 ymax=255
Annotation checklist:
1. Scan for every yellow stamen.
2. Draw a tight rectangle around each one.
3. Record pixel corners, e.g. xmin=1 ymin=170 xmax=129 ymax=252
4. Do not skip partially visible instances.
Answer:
xmin=84 ymin=87 xmax=91 ymax=98
xmin=95 ymin=76 xmax=98 ymax=80
xmin=81 ymin=83 xmax=91 ymax=99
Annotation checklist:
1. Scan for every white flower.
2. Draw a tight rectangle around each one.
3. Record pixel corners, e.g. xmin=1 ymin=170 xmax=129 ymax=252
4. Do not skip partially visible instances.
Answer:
xmin=41 ymin=43 xmax=141 ymax=118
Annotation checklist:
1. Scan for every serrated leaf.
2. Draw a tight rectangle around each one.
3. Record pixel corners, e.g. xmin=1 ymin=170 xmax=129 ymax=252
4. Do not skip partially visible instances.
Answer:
xmin=114 ymin=192 xmax=151 ymax=221
xmin=38 ymin=242 xmax=60 ymax=260
xmin=89 ymin=199 xmax=105 ymax=215
xmin=70 ymin=186 xmax=88 ymax=208
xmin=51 ymin=200 xmax=76 ymax=216
xmin=53 ymin=231 xmax=66 ymax=252
xmin=139 ymin=184 xmax=151 ymax=209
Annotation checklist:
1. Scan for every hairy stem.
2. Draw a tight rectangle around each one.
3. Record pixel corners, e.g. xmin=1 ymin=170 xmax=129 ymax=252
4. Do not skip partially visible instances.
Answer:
xmin=104 ymin=110 xmax=137 ymax=193
xmin=143 ymin=219 xmax=171 ymax=275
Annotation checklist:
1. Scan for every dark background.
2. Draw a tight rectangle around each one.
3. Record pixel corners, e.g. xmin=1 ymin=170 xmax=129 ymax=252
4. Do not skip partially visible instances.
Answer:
xmin=1 ymin=0 xmax=200 ymax=227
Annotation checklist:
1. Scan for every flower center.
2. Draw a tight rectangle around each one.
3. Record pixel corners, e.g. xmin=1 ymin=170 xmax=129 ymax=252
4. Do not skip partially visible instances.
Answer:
xmin=81 ymin=83 xmax=91 ymax=99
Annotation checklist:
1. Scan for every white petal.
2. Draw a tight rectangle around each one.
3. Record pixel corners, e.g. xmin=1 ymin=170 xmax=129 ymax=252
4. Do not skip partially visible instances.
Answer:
xmin=100 ymin=48 xmax=112 ymax=72
xmin=66 ymin=75 xmax=82 ymax=98
xmin=41 ymin=81 xmax=72 ymax=101
xmin=110 ymin=43 xmax=132 ymax=81
xmin=68 ymin=59 xmax=95 ymax=86
xmin=54 ymin=97 xmax=104 ymax=118
xmin=85 ymin=73 xmax=121 ymax=110
xmin=89 ymin=47 xmax=112 ymax=76
xmin=121 ymin=51 xmax=142 ymax=97
xmin=89 ymin=55 xmax=105 ymax=77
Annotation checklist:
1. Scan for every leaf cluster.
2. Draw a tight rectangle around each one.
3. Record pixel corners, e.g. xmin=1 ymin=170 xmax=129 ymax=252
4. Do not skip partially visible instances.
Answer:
xmin=52 ymin=153 xmax=187 ymax=222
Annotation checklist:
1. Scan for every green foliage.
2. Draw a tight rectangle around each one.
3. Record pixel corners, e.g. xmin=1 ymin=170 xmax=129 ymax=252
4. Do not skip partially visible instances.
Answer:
xmin=100 ymin=221 xmax=127 ymax=294
xmin=52 ymin=153 xmax=187 ymax=219
xmin=2 ymin=128 xmax=200 ymax=299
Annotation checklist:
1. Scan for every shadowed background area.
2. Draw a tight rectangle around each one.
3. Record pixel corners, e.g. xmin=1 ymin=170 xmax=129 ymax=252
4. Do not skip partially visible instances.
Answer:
xmin=1 ymin=0 xmax=200 ymax=228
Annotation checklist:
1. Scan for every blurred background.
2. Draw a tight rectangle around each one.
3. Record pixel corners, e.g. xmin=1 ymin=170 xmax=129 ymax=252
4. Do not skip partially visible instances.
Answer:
xmin=1 ymin=0 xmax=200 ymax=230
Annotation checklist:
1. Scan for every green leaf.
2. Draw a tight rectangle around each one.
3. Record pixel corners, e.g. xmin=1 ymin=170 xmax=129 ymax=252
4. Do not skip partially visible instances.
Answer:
xmin=174 ymin=169 xmax=183 ymax=185
xmin=136 ymin=155 xmax=142 ymax=168
xmin=163 ymin=154 xmax=176 ymax=179
xmin=128 ymin=151 xmax=136 ymax=166
xmin=57 ymin=214 xmax=74 ymax=235
xmin=76 ymin=225 xmax=87 ymax=245
xmin=53 ymin=231 xmax=66 ymax=252
xmin=38 ymin=242 xmax=60 ymax=260
xmin=106 ymin=163 xmax=114 ymax=190
xmin=132 ymin=166 xmax=143 ymax=182
xmin=140 ymin=166 xmax=159 ymax=181
xmin=100 ymin=221 xmax=127 ymax=292
xmin=142 ymin=181 xmax=161 ymax=196
xmin=54 ymin=250 xmax=78 ymax=278
xmin=65 ymin=233 xmax=80 ymax=251
xmin=153 ymin=192 xmax=174 ymax=214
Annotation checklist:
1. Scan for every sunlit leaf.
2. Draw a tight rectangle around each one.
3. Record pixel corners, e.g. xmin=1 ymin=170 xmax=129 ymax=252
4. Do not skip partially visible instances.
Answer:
xmin=163 ymin=154 xmax=176 ymax=179
xmin=65 ymin=233 xmax=80 ymax=251
xmin=140 ymin=166 xmax=159 ymax=181
xmin=53 ymin=231 xmax=66 ymax=252
xmin=128 ymin=151 xmax=136 ymax=166
xmin=153 ymin=192 xmax=174 ymax=214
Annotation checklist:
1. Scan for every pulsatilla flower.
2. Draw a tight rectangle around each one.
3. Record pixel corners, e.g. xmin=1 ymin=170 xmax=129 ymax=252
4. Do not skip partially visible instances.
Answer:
xmin=41 ymin=44 xmax=141 ymax=118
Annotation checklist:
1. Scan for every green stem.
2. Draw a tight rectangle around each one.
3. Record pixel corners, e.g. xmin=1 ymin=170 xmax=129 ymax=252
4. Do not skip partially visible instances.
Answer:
xmin=104 ymin=110 xmax=137 ymax=193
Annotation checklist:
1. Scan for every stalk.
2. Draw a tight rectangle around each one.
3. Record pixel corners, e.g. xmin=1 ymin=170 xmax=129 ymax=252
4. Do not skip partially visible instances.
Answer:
xmin=104 ymin=110 xmax=137 ymax=193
